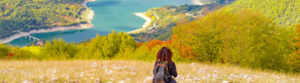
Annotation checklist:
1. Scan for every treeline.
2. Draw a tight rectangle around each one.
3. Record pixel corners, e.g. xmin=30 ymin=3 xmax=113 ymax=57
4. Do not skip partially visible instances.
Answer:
xmin=0 ymin=31 xmax=189 ymax=62
xmin=0 ymin=0 xmax=86 ymax=38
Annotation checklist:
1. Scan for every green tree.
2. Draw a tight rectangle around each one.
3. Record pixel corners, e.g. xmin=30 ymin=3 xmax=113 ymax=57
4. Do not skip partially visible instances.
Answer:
xmin=76 ymin=31 xmax=137 ymax=59
xmin=42 ymin=38 xmax=78 ymax=59
xmin=0 ymin=44 xmax=9 ymax=58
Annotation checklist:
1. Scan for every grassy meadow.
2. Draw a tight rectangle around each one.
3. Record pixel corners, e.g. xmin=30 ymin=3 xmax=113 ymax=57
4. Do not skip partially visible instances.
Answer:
xmin=0 ymin=60 xmax=299 ymax=83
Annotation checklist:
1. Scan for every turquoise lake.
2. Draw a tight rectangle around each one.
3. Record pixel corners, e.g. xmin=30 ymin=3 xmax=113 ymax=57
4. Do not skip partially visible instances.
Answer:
xmin=9 ymin=0 xmax=194 ymax=46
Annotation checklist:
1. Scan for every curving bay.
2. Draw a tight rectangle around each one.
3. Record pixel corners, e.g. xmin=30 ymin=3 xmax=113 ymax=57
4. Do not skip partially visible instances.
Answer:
xmin=9 ymin=0 xmax=194 ymax=46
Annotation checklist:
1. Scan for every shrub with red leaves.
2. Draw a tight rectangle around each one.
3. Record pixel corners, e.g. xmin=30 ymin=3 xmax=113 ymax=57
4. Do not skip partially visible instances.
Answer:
xmin=8 ymin=52 xmax=14 ymax=59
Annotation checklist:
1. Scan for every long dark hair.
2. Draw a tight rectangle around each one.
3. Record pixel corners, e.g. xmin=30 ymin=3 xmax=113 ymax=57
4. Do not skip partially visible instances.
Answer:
xmin=156 ymin=47 xmax=173 ymax=64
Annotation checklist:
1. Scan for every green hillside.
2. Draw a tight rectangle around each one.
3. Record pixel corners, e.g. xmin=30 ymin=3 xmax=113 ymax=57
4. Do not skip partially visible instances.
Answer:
xmin=131 ymin=0 xmax=237 ymax=42
xmin=0 ymin=0 xmax=87 ymax=38
xmin=226 ymin=0 xmax=299 ymax=26
xmin=131 ymin=4 xmax=223 ymax=42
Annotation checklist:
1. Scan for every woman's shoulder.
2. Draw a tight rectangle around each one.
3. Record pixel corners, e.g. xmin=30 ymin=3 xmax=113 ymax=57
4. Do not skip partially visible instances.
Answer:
xmin=171 ymin=61 xmax=175 ymax=64
xmin=169 ymin=61 xmax=176 ymax=65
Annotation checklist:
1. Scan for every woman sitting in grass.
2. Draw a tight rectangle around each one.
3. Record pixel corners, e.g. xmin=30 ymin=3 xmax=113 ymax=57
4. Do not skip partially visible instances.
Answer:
xmin=153 ymin=47 xmax=177 ymax=83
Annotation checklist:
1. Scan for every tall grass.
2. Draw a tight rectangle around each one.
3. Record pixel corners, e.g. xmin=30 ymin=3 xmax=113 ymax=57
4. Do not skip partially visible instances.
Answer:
xmin=0 ymin=60 xmax=298 ymax=83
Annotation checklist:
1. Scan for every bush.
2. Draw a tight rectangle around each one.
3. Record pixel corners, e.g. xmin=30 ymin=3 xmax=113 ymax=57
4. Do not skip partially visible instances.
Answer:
xmin=42 ymin=38 xmax=78 ymax=59
xmin=0 ymin=44 xmax=9 ymax=58
xmin=75 ymin=31 xmax=137 ymax=59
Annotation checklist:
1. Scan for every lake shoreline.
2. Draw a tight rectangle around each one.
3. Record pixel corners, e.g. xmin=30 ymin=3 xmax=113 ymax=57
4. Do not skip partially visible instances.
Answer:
xmin=127 ymin=12 xmax=152 ymax=34
xmin=0 ymin=0 xmax=96 ymax=44
xmin=192 ymin=0 xmax=205 ymax=5
xmin=128 ymin=0 xmax=204 ymax=34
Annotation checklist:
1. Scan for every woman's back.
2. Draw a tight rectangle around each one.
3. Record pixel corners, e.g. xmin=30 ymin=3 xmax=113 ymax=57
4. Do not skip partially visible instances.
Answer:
xmin=154 ymin=61 xmax=177 ymax=78
xmin=153 ymin=47 xmax=177 ymax=83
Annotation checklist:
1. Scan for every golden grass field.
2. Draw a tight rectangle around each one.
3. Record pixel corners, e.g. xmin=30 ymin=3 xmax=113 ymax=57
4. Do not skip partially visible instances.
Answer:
xmin=0 ymin=60 xmax=299 ymax=83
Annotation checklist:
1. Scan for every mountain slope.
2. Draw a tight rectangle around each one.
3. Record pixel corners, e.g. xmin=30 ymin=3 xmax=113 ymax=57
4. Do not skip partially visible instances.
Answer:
xmin=131 ymin=4 xmax=223 ymax=42
xmin=226 ymin=0 xmax=299 ymax=26
xmin=0 ymin=0 xmax=88 ymax=38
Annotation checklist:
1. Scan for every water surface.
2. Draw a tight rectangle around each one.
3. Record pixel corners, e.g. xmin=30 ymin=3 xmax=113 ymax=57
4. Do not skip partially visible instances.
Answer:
xmin=10 ymin=0 xmax=194 ymax=46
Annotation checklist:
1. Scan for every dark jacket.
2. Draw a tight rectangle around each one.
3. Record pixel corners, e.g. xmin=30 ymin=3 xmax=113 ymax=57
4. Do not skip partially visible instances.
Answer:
xmin=153 ymin=61 xmax=177 ymax=83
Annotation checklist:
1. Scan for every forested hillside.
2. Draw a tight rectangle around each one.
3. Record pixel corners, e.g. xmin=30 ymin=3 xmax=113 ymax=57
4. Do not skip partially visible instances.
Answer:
xmin=0 ymin=0 xmax=87 ymax=38
xmin=227 ymin=0 xmax=299 ymax=26
xmin=131 ymin=4 xmax=222 ymax=42
xmin=173 ymin=9 xmax=299 ymax=72
xmin=131 ymin=0 xmax=238 ymax=42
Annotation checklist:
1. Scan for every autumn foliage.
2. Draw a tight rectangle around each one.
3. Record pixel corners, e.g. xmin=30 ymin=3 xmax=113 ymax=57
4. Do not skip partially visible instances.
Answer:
xmin=288 ymin=25 xmax=300 ymax=72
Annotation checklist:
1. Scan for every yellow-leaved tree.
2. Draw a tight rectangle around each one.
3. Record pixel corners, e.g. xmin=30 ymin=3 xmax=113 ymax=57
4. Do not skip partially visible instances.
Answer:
xmin=173 ymin=9 xmax=294 ymax=72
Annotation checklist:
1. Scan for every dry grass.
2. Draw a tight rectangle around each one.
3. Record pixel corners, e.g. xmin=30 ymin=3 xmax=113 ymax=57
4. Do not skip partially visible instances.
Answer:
xmin=0 ymin=60 xmax=299 ymax=83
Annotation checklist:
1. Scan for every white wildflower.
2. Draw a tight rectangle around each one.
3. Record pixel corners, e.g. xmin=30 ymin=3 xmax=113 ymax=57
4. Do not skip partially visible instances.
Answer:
xmin=243 ymin=74 xmax=248 ymax=78
xmin=185 ymin=78 xmax=192 ymax=81
xmin=291 ymin=78 xmax=295 ymax=82
xmin=95 ymin=78 xmax=101 ymax=83
xmin=193 ymin=77 xmax=200 ymax=81
xmin=274 ymin=75 xmax=280 ymax=79
xmin=23 ymin=80 xmax=32 ymax=83
xmin=252 ymin=75 xmax=258 ymax=78
xmin=143 ymin=76 xmax=153 ymax=83
xmin=186 ymin=74 xmax=190 ymax=78
xmin=112 ymin=66 xmax=121 ymax=70
xmin=247 ymin=77 xmax=252 ymax=82
xmin=80 ymin=72 xmax=85 ymax=77
xmin=176 ymin=75 xmax=184 ymax=80
xmin=105 ymin=69 xmax=113 ymax=75
xmin=119 ymin=80 xmax=125 ymax=83
xmin=66 ymin=75 xmax=70 ymax=80
xmin=131 ymin=72 xmax=137 ymax=75
xmin=51 ymin=77 xmax=58 ymax=81
xmin=212 ymin=73 xmax=218 ymax=78
xmin=213 ymin=70 xmax=218 ymax=73
xmin=201 ymin=76 xmax=206 ymax=80
xmin=103 ymin=66 xmax=108 ymax=69
xmin=39 ymin=75 xmax=44 ymax=79
xmin=126 ymin=78 xmax=131 ymax=80
xmin=52 ymin=70 xmax=57 ymax=74
xmin=8 ymin=68 xmax=14 ymax=71
xmin=91 ymin=62 xmax=98 ymax=68
xmin=222 ymin=81 xmax=230 ymax=83
xmin=190 ymin=63 xmax=195 ymax=65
